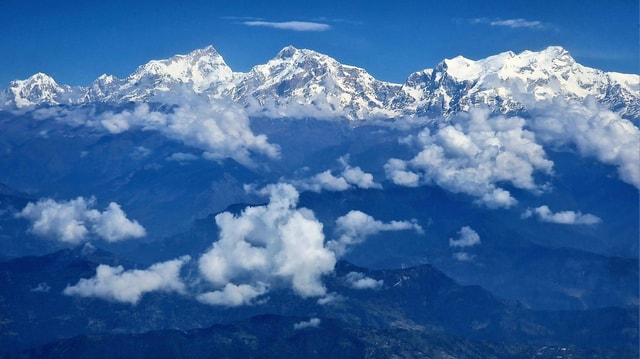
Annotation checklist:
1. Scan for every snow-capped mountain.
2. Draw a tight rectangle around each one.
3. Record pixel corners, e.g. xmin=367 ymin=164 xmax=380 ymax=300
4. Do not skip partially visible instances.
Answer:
xmin=85 ymin=45 xmax=235 ymax=102
xmin=2 ymin=45 xmax=638 ymax=121
xmin=231 ymin=46 xmax=400 ymax=120
xmin=2 ymin=73 xmax=84 ymax=108
xmin=391 ymin=46 xmax=640 ymax=118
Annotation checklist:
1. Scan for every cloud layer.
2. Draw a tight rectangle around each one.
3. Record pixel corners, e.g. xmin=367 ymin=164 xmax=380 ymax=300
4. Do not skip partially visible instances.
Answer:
xmin=385 ymin=108 xmax=553 ymax=208
xmin=98 ymin=101 xmax=280 ymax=168
xmin=63 ymin=256 xmax=190 ymax=304
xmin=522 ymin=205 xmax=601 ymax=225
xmin=526 ymin=97 xmax=640 ymax=189
xmin=18 ymin=197 xmax=146 ymax=244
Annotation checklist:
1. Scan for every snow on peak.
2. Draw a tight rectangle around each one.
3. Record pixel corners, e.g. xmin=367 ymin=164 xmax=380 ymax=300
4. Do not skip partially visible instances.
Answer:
xmin=0 ymin=44 xmax=637 ymax=120
xmin=4 ymin=72 xmax=68 ymax=108
xmin=393 ymin=46 xmax=639 ymax=118
xmin=117 ymin=45 xmax=234 ymax=101
xmin=233 ymin=45 xmax=401 ymax=120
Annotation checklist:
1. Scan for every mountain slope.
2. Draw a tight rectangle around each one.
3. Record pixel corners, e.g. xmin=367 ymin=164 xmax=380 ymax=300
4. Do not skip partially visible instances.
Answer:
xmin=2 ymin=45 xmax=637 ymax=121
xmin=12 ymin=315 xmax=635 ymax=359
xmin=390 ymin=46 xmax=640 ymax=118
xmin=0 ymin=248 xmax=637 ymax=355
xmin=232 ymin=46 xmax=400 ymax=120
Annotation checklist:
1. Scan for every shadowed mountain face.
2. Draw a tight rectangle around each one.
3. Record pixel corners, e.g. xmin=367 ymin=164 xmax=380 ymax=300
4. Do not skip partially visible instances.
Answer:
xmin=10 ymin=314 xmax=637 ymax=359
xmin=0 ymin=248 xmax=637 ymax=355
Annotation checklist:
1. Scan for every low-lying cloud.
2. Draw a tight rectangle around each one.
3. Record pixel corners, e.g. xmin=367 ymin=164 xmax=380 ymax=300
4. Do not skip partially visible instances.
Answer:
xmin=344 ymin=272 xmax=383 ymax=290
xmin=40 ymin=96 xmax=280 ymax=168
xmin=18 ymin=197 xmax=146 ymax=244
xmin=197 ymin=183 xmax=421 ymax=304
xmin=98 ymin=101 xmax=280 ymax=168
xmin=526 ymin=97 xmax=640 ymax=190
xmin=198 ymin=183 xmax=336 ymax=299
xmin=63 ymin=256 xmax=190 ymax=304
xmin=292 ymin=155 xmax=382 ymax=192
xmin=449 ymin=226 xmax=481 ymax=248
xmin=293 ymin=318 xmax=321 ymax=330
xmin=327 ymin=210 xmax=423 ymax=257
xmin=522 ymin=205 xmax=601 ymax=225
xmin=196 ymin=282 xmax=268 ymax=307
xmin=385 ymin=108 xmax=553 ymax=208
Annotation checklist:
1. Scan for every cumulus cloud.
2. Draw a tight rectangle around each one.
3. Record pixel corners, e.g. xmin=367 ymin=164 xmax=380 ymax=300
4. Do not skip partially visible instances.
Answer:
xmin=92 ymin=202 xmax=147 ymax=242
xmin=449 ymin=226 xmax=481 ymax=248
xmin=327 ymin=210 xmax=423 ymax=257
xmin=385 ymin=108 xmax=553 ymax=208
xmin=344 ymin=272 xmax=383 ymax=290
xmin=243 ymin=21 xmax=331 ymax=32
xmin=292 ymin=155 xmax=382 ymax=193
xmin=197 ymin=183 xmax=419 ymax=305
xmin=97 ymin=102 xmax=279 ymax=168
xmin=526 ymin=97 xmax=640 ymax=189
xmin=198 ymin=183 xmax=336 ymax=299
xmin=18 ymin=197 xmax=146 ymax=244
xmin=63 ymin=256 xmax=190 ymax=304
xmin=522 ymin=205 xmax=601 ymax=225
xmin=196 ymin=282 xmax=268 ymax=307
xmin=293 ymin=318 xmax=321 ymax=330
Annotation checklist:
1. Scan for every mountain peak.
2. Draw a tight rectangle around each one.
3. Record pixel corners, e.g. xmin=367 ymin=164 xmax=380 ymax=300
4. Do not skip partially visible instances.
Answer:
xmin=276 ymin=45 xmax=300 ymax=59
xmin=4 ymin=72 xmax=67 ymax=108
xmin=116 ymin=45 xmax=234 ymax=100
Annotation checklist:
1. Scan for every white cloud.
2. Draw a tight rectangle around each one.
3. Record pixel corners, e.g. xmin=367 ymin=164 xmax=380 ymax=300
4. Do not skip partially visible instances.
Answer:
xmin=385 ymin=108 xmax=553 ymax=208
xmin=453 ymin=252 xmax=475 ymax=261
xmin=197 ymin=183 xmax=419 ymax=305
xmin=166 ymin=152 xmax=199 ymax=162
xmin=291 ymin=155 xmax=382 ymax=193
xmin=317 ymin=292 xmax=344 ymax=305
xmin=449 ymin=226 xmax=481 ymax=248
xmin=130 ymin=146 xmax=151 ymax=160
xmin=18 ymin=197 xmax=146 ymax=244
xmin=293 ymin=318 xmax=321 ymax=330
xmin=82 ymin=98 xmax=279 ymax=168
xmin=63 ymin=256 xmax=190 ymax=304
xmin=198 ymin=183 xmax=336 ymax=299
xmin=344 ymin=272 xmax=383 ymax=290
xmin=526 ymin=97 xmax=640 ymax=189
xmin=92 ymin=202 xmax=147 ymax=242
xmin=327 ymin=210 xmax=423 ymax=257
xmin=31 ymin=282 xmax=51 ymax=293
xmin=243 ymin=21 xmax=331 ymax=32
xmin=470 ymin=18 xmax=546 ymax=29
xmin=522 ymin=205 xmax=601 ymax=225
xmin=196 ymin=282 xmax=268 ymax=307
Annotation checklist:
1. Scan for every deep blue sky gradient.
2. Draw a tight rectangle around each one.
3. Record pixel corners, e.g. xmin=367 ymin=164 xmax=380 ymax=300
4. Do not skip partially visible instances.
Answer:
xmin=1 ymin=0 xmax=637 ymax=86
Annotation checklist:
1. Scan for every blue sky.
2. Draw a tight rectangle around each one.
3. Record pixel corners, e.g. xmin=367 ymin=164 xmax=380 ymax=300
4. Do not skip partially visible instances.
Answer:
xmin=1 ymin=0 xmax=637 ymax=86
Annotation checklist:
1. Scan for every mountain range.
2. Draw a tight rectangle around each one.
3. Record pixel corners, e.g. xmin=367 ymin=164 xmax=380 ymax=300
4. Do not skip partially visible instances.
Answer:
xmin=1 ymin=45 xmax=638 ymax=121
xmin=0 ymin=44 xmax=638 ymax=357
